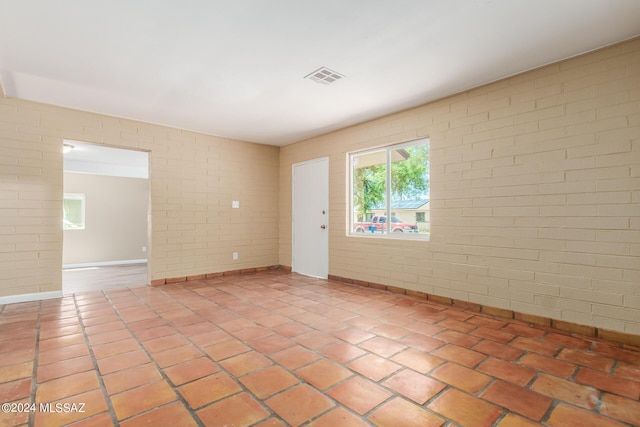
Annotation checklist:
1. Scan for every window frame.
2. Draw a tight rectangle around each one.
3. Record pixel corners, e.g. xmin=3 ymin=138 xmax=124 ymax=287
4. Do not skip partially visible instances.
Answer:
xmin=349 ymin=138 xmax=430 ymax=240
xmin=63 ymin=193 xmax=86 ymax=230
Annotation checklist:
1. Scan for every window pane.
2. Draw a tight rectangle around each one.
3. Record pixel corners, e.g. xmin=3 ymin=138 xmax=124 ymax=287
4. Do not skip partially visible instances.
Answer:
xmin=352 ymin=149 xmax=386 ymax=233
xmin=389 ymin=142 xmax=429 ymax=234
xmin=350 ymin=138 xmax=430 ymax=238
xmin=63 ymin=194 xmax=85 ymax=229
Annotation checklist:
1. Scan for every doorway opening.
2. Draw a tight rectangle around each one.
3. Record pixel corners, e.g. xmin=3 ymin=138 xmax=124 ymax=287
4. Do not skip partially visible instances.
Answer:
xmin=62 ymin=141 xmax=150 ymax=294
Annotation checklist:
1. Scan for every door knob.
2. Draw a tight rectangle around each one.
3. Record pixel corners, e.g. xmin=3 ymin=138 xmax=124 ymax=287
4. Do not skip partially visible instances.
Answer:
xmin=320 ymin=225 xmax=326 ymax=229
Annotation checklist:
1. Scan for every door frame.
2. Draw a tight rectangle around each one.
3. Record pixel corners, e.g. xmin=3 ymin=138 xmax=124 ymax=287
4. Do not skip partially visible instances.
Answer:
xmin=292 ymin=156 xmax=329 ymax=279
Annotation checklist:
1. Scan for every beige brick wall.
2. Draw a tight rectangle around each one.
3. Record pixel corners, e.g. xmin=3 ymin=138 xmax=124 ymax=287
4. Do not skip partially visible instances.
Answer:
xmin=0 ymin=99 xmax=279 ymax=297
xmin=279 ymin=38 xmax=640 ymax=334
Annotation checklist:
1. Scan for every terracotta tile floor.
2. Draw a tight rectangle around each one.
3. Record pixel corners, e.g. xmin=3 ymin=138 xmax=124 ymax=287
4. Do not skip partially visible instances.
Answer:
xmin=1 ymin=271 xmax=640 ymax=427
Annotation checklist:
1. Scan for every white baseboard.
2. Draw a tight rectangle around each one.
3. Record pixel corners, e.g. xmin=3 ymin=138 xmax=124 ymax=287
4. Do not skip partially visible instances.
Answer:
xmin=0 ymin=291 xmax=63 ymax=305
xmin=63 ymin=259 xmax=147 ymax=269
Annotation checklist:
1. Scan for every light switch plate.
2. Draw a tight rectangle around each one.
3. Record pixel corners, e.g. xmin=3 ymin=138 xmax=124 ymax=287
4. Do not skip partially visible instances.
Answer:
xmin=232 ymin=201 xmax=239 ymax=208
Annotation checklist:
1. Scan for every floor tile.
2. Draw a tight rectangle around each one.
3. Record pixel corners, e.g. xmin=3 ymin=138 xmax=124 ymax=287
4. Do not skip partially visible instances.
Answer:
xmin=368 ymin=397 xmax=444 ymax=427
xmin=164 ymin=358 xmax=219 ymax=387
xmin=496 ymin=413 xmax=546 ymax=427
xmin=271 ymin=321 xmax=312 ymax=337
xmin=87 ymin=329 xmax=132 ymax=346
xmin=38 ymin=343 xmax=89 ymax=365
xmin=508 ymin=336 xmax=560 ymax=356
xmin=36 ymin=355 xmax=94 ymax=382
xmin=347 ymin=354 xmax=402 ymax=382
xmin=530 ymin=373 xmax=599 ymax=410
xmin=599 ymin=393 xmax=640 ymax=425
xmin=615 ymin=361 xmax=640 ymax=381
xmin=308 ymin=407 xmax=372 ymax=427
xmin=391 ymin=348 xmax=445 ymax=374
xmin=472 ymin=340 xmax=523 ymax=361
xmin=546 ymin=403 xmax=627 ymax=427
xmin=318 ymin=341 xmax=366 ymax=364
xmin=38 ymin=334 xmax=86 ymax=352
xmin=432 ymin=362 xmax=492 ymax=393
xmin=178 ymin=372 xmax=242 ymax=409
xmin=220 ymin=351 xmax=272 ymax=377
xmin=574 ymin=367 xmax=640 ymax=399
xmin=250 ymin=334 xmax=296 ymax=354
xmin=97 ymin=349 xmax=151 ymax=375
xmin=240 ymin=365 xmax=299 ymax=398
xmin=433 ymin=344 xmax=486 ymax=368
xmin=477 ymin=357 xmax=536 ymax=386
xmin=383 ymin=368 xmax=446 ymax=404
xmin=296 ymin=359 xmax=353 ymax=390
xmin=196 ymin=392 xmax=270 ymax=427
xmin=0 ymin=378 xmax=31 ymax=403
xmin=120 ymin=401 xmax=198 ymax=427
xmin=133 ymin=325 xmax=176 ymax=342
xmin=270 ymin=346 xmax=320 ymax=370
xmin=1 ymin=270 xmax=639 ymax=427
xmin=470 ymin=326 xmax=515 ymax=343
xmin=399 ymin=332 xmax=445 ymax=353
xmin=142 ymin=334 xmax=190 ymax=353
xmin=293 ymin=330 xmax=337 ymax=349
xmin=92 ymin=338 xmax=140 ymax=359
xmin=557 ymin=348 xmax=614 ymax=371
xmin=152 ymin=344 xmax=203 ymax=368
xmin=518 ymin=353 xmax=576 ymax=378
xmin=434 ymin=329 xmax=482 ymax=348
xmin=111 ymin=380 xmax=177 ymax=420
xmin=190 ymin=329 xmax=233 ymax=347
xmin=481 ymin=380 xmax=552 ymax=421
xmin=428 ymin=388 xmax=501 ymax=427
xmin=265 ymin=384 xmax=334 ymax=426
xmin=68 ymin=412 xmax=115 ymax=427
xmin=103 ymin=363 xmax=162 ymax=395
xmin=204 ymin=339 xmax=251 ymax=361
xmin=36 ymin=370 xmax=100 ymax=403
xmin=333 ymin=326 xmax=375 ymax=344
xmin=32 ymin=388 xmax=109 ymax=427
xmin=327 ymin=376 xmax=392 ymax=415
xmin=359 ymin=336 xmax=407 ymax=358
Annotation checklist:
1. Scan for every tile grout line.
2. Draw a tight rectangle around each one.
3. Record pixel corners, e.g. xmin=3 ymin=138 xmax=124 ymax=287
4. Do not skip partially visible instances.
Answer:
xmin=178 ymin=276 xmax=376 ymax=425
xmin=74 ymin=290 xmax=121 ymax=426
xmin=131 ymin=280 xmax=286 ymax=426
xmin=27 ymin=300 xmax=42 ymax=427
xmin=102 ymin=286 xmax=209 ymax=427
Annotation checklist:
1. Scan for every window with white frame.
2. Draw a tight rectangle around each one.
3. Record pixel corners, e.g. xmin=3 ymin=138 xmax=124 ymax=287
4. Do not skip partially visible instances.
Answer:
xmin=63 ymin=193 xmax=85 ymax=230
xmin=350 ymin=138 xmax=429 ymax=238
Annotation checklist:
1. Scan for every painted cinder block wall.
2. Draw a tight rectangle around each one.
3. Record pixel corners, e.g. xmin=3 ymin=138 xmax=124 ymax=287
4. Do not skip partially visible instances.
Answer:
xmin=0 ymin=99 xmax=280 ymax=298
xmin=279 ymin=38 xmax=640 ymax=334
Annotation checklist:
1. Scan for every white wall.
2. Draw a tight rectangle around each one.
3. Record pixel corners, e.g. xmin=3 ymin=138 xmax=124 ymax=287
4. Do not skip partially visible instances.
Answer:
xmin=63 ymin=172 xmax=148 ymax=265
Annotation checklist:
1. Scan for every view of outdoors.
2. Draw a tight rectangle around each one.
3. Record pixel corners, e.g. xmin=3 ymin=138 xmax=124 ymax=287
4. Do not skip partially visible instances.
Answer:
xmin=351 ymin=139 xmax=430 ymax=236
xmin=63 ymin=193 xmax=85 ymax=230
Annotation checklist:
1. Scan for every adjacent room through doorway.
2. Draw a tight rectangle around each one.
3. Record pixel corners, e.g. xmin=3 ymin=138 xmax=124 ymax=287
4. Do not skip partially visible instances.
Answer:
xmin=62 ymin=141 xmax=150 ymax=294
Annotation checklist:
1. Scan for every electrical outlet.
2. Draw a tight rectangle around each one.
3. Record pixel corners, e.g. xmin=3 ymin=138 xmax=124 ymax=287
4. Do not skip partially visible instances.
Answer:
xmin=233 ymin=252 xmax=238 ymax=260
xmin=232 ymin=201 xmax=240 ymax=208
xmin=142 ymin=246 xmax=147 ymax=253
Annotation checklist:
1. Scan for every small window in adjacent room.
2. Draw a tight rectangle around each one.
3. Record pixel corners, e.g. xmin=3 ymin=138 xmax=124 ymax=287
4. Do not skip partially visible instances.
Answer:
xmin=63 ymin=193 xmax=85 ymax=230
xmin=350 ymin=138 xmax=429 ymax=238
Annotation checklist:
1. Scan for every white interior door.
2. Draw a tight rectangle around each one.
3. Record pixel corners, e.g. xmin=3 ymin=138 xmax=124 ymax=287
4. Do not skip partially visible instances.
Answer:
xmin=292 ymin=157 xmax=328 ymax=278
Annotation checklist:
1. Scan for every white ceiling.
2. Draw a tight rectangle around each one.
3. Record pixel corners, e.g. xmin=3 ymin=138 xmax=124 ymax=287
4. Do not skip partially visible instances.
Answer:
xmin=64 ymin=141 xmax=148 ymax=179
xmin=2 ymin=1 xmax=639 ymax=146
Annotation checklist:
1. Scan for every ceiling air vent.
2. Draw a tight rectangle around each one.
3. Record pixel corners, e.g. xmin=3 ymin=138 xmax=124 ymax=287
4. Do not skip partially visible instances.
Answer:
xmin=304 ymin=67 xmax=345 ymax=85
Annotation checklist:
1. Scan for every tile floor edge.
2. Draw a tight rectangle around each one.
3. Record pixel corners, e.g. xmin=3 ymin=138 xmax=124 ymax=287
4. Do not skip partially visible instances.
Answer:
xmin=154 ymin=265 xmax=640 ymax=349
